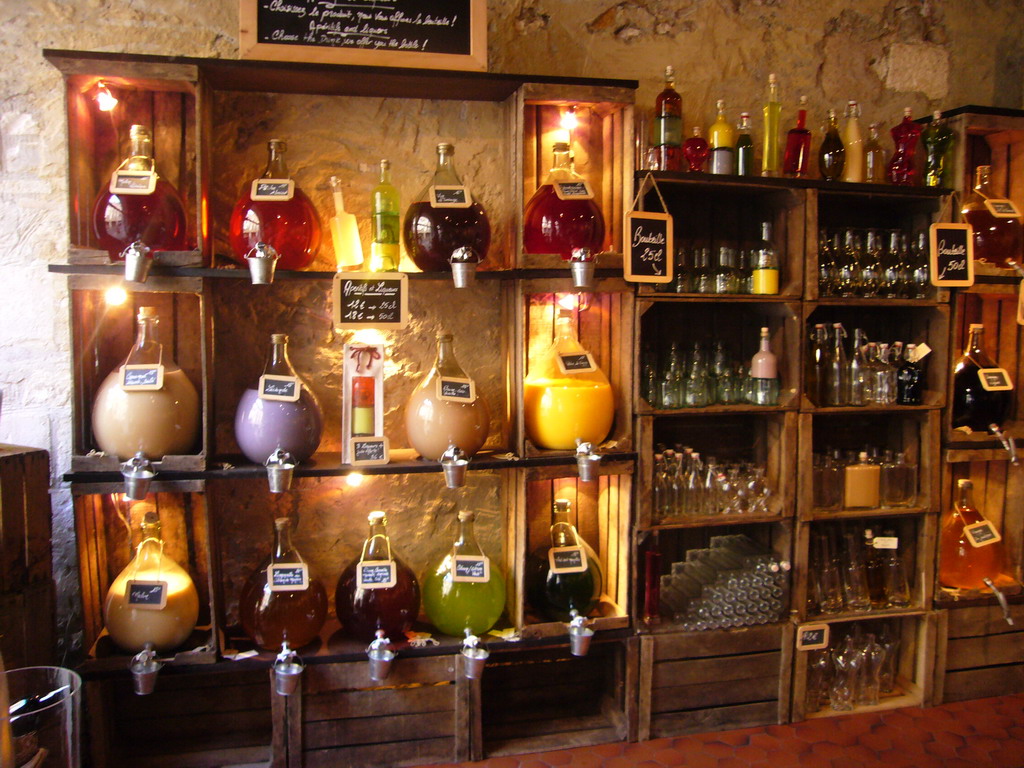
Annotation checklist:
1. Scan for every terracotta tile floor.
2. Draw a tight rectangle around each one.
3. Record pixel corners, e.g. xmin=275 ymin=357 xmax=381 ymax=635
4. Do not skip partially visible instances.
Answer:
xmin=423 ymin=694 xmax=1024 ymax=767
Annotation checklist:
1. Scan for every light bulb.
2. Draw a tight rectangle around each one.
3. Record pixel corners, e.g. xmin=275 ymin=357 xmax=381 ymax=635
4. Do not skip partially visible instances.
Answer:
xmin=105 ymin=285 xmax=128 ymax=306
xmin=560 ymin=105 xmax=578 ymax=132
xmin=346 ymin=472 xmax=365 ymax=488
xmin=96 ymin=82 xmax=118 ymax=112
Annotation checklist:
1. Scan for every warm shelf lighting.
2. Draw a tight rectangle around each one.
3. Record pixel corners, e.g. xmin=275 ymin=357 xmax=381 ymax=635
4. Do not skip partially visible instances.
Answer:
xmin=95 ymin=82 xmax=118 ymax=112
xmin=346 ymin=472 xmax=365 ymax=487
xmin=105 ymin=285 xmax=128 ymax=306
xmin=561 ymin=105 xmax=578 ymax=132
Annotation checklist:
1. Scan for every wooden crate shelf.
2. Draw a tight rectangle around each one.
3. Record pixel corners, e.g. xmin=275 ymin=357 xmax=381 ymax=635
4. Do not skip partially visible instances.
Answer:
xmin=937 ymin=602 xmax=1024 ymax=703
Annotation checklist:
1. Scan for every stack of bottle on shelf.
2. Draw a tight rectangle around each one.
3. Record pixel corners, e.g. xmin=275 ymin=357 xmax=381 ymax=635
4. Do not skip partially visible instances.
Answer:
xmin=656 ymin=221 xmax=779 ymax=295
xmin=652 ymin=448 xmax=774 ymax=522
xmin=808 ymin=525 xmax=911 ymax=617
xmin=817 ymin=228 xmax=931 ymax=298
xmin=812 ymin=448 xmax=917 ymax=512
xmin=643 ymin=329 xmax=780 ymax=409
xmin=806 ymin=323 xmax=926 ymax=407
xmin=657 ymin=534 xmax=789 ymax=631
xmin=805 ymin=621 xmax=902 ymax=714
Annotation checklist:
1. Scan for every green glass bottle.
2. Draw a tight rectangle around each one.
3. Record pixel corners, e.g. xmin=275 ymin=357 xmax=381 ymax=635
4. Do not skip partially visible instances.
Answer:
xmin=526 ymin=499 xmax=603 ymax=622
xmin=735 ymin=112 xmax=755 ymax=177
xmin=370 ymin=159 xmax=400 ymax=271
xmin=819 ymin=109 xmax=845 ymax=181
xmin=423 ymin=510 xmax=506 ymax=636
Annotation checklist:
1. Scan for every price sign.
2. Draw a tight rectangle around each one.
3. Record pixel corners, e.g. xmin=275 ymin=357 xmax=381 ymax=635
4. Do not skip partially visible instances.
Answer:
xmin=269 ymin=563 xmax=309 ymax=592
xmin=985 ymin=199 xmax=1022 ymax=218
xmin=437 ymin=377 xmax=476 ymax=403
xmin=624 ymin=210 xmax=673 ymax=284
xmin=350 ymin=436 xmax=390 ymax=467
xmin=251 ymin=178 xmax=295 ymax=201
xmin=259 ymin=374 xmax=300 ymax=402
xmin=554 ymin=181 xmax=594 ymax=200
xmin=110 ymin=170 xmax=157 ymax=195
xmin=873 ymin=536 xmax=899 ymax=550
xmin=121 ymin=364 xmax=165 ymax=391
xmin=796 ymin=623 xmax=830 ymax=651
xmin=452 ymin=554 xmax=490 ymax=583
xmin=126 ymin=580 xmax=168 ymax=610
xmin=964 ymin=520 xmax=1002 ymax=548
xmin=333 ymin=272 xmax=408 ymax=330
xmin=556 ymin=352 xmax=596 ymax=374
xmin=978 ymin=368 xmax=1013 ymax=392
xmin=929 ymin=223 xmax=974 ymax=287
xmin=356 ymin=560 xmax=397 ymax=589
xmin=548 ymin=546 xmax=588 ymax=574
xmin=429 ymin=185 xmax=472 ymax=208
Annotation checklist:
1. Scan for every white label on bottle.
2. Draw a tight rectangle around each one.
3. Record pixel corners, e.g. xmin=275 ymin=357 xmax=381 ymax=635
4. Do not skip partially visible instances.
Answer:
xmin=269 ymin=563 xmax=309 ymax=592
xmin=259 ymin=374 xmax=301 ymax=402
xmin=911 ymin=343 xmax=932 ymax=363
xmin=356 ymin=560 xmax=397 ymax=589
xmin=110 ymin=169 xmax=157 ymax=195
xmin=554 ymin=180 xmax=594 ymax=201
xmin=251 ymin=178 xmax=295 ymax=201
xmin=429 ymin=185 xmax=472 ymax=208
xmin=556 ymin=352 xmax=597 ymax=375
xmin=978 ymin=367 xmax=1013 ymax=392
xmin=548 ymin=546 xmax=588 ymax=574
xmin=452 ymin=554 xmax=490 ymax=583
xmin=436 ymin=376 xmax=477 ymax=403
xmin=964 ymin=520 xmax=1002 ymax=548
xmin=984 ymin=198 xmax=1022 ymax=219
xmin=126 ymin=579 xmax=168 ymax=610
xmin=120 ymin=364 xmax=165 ymax=391
xmin=873 ymin=536 xmax=899 ymax=550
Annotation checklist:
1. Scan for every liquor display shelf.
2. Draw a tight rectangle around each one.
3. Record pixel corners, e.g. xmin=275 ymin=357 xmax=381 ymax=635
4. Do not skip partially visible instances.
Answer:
xmin=934 ymin=589 xmax=1024 ymax=610
xmin=638 ymin=617 xmax=790 ymax=637
xmin=804 ymin=606 xmax=930 ymax=624
xmin=639 ymin=170 xmax=951 ymax=198
xmin=638 ymin=403 xmax=800 ymax=416
xmin=809 ymin=297 xmax=948 ymax=308
xmin=803 ymin=403 xmax=943 ymax=414
xmin=805 ymin=505 xmax=931 ymax=522
xmin=637 ymin=291 xmax=799 ymax=303
xmin=636 ymin=511 xmax=786 ymax=532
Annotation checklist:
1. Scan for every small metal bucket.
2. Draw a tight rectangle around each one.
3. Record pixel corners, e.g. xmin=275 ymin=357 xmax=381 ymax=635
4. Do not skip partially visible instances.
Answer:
xmin=265 ymin=449 xmax=295 ymax=493
xmin=442 ymin=457 xmax=469 ymax=489
xmin=123 ymin=241 xmax=152 ymax=284
xmin=130 ymin=649 xmax=162 ymax=696
xmin=274 ymin=658 xmax=305 ymax=696
xmin=461 ymin=645 xmax=489 ymax=679
xmin=576 ymin=452 xmax=601 ymax=482
xmin=570 ymin=248 xmax=596 ymax=291
xmin=121 ymin=453 xmax=155 ymax=500
xmin=569 ymin=623 xmax=595 ymax=657
xmin=367 ymin=646 xmax=396 ymax=682
xmin=449 ymin=247 xmax=479 ymax=288
xmin=246 ymin=242 xmax=279 ymax=285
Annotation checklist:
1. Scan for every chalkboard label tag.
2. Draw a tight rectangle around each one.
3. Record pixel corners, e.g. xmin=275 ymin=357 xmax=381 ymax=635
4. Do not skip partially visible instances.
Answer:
xmin=624 ymin=210 xmax=674 ymax=284
xmin=978 ymin=367 xmax=1013 ymax=392
xmin=796 ymin=623 xmax=830 ymax=651
xmin=356 ymin=560 xmax=397 ymax=589
xmin=259 ymin=374 xmax=300 ymax=402
xmin=251 ymin=178 xmax=295 ymax=201
xmin=333 ymin=272 xmax=409 ymax=330
xmin=452 ymin=554 xmax=490 ymax=583
xmin=873 ymin=536 xmax=899 ymax=550
xmin=556 ymin=352 xmax=596 ymax=375
xmin=126 ymin=579 xmax=168 ymax=610
xmin=984 ymin=198 xmax=1022 ymax=219
xmin=269 ymin=563 xmax=309 ymax=592
xmin=110 ymin=170 xmax=157 ymax=196
xmin=554 ymin=181 xmax=594 ymax=201
xmin=964 ymin=520 xmax=1002 ymax=548
xmin=350 ymin=436 xmax=390 ymax=467
xmin=437 ymin=377 xmax=476 ymax=403
xmin=121 ymin=364 xmax=165 ymax=392
xmin=548 ymin=546 xmax=588 ymax=574
xmin=429 ymin=185 xmax=472 ymax=209
xmin=929 ymin=223 xmax=974 ymax=287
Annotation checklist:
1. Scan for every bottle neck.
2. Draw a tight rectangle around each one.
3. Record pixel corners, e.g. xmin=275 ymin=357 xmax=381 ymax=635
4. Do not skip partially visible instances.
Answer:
xmin=974 ymin=167 xmax=992 ymax=197
xmin=364 ymin=517 xmax=391 ymax=560
xmin=264 ymin=338 xmax=296 ymax=377
xmin=956 ymin=484 xmax=975 ymax=512
xmin=455 ymin=516 xmax=482 ymax=555
xmin=136 ymin=521 xmax=164 ymax=565
xmin=759 ymin=333 xmax=771 ymax=352
xmin=379 ymin=161 xmax=392 ymax=185
xmin=434 ymin=336 xmax=468 ymax=377
xmin=767 ymin=80 xmax=779 ymax=103
xmin=127 ymin=133 xmax=154 ymax=171
xmin=966 ymin=326 xmax=984 ymax=355
xmin=432 ymin=148 xmax=462 ymax=186
xmin=128 ymin=314 xmax=161 ymax=364
xmin=264 ymin=143 xmax=289 ymax=178
xmin=273 ymin=520 xmax=295 ymax=560
xmin=795 ymin=110 xmax=807 ymax=130
xmin=550 ymin=505 xmax=577 ymax=546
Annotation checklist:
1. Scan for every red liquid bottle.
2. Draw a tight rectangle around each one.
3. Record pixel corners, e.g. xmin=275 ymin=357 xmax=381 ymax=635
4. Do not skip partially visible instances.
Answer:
xmin=782 ymin=96 xmax=812 ymax=177
xmin=523 ymin=142 xmax=605 ymax=260
xmin=403 ymin=143 xmax=491 ymax=272
xmin=92 ymin=124 xmax=189 ymax=260
xmin=887 ymin=108 xmax=922 ymax=186
xmin=683 ymin=127 xmax=709 ymax=172
xmin=229 ymin=139 xmax=321 ymax=270
xmin=336 ymin=511 xmax=421 ymax=643
xmin=653 ymin=66 xmax=683 ymax=171
xmin=961 ymin=165 xmax=1023 ymax=268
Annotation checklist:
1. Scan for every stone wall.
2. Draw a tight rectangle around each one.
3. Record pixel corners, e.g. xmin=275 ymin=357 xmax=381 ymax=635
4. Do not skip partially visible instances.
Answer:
xmin=0 ymin=0 xmax=1020 ymax=656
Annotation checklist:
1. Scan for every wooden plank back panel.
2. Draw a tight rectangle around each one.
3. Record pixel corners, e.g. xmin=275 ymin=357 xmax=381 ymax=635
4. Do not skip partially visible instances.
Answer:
xmin=0 ymin=447 xmax=52 ymax=594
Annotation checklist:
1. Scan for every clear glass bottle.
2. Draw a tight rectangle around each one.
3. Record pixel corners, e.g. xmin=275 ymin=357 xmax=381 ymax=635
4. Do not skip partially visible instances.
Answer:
xmin=92 ymin=306 xmax=200 ymax=460
xmin=229 ymin=139 xmax=322 ymax=270
xmin=653 ymin=66 xmax=683 ymax=172
xmin=405 ymin=332 xmax=490 ymax=460
xmin=692 ymin=246 xmax=715 ymax=293
xmin=841 ymin=100 xmax=865 ymax=183
xmin=234 ymin=333 xmax=324 ymax=464
xmin=911 ymin=231 xmax=931 ymax=298
xmin=896 ymin=343 xmax=924 ymax=405
xmin=659 ymin=342 xmax=684 ymax=409
xmin=878 ymin=531 xmax=911 ymax=608
xmin=239 ymin=517 xmax=328 ymax=651
xmin=525 ymin=499 xmax=604 ymax=621
xmin=951 ymin=323 xmax=1012 ymax=432
xmin=860 ymin=229 xmax=882 ymax=297
xmin=847 ymin=328 xmax=868 ymax=406
xmin=335 ymin=511 xmax=421 ymax=643
xmin=843 ymin=451 xmax=880 ymax=509
xmin=863 ymin=528 xmax=887 ymax=608
xmin=864 ymin=122 xmax=887 ymax=184
xmin=761 ymin=73 xmax=782 ymax=177
xmin=369 ymin=159 xmax=401 ymax=271
xmin=922 ymin=111 xmax=955 ymax=188
xmin=708 ymin=100 xmax=736 ymax=175
xmin=807 ymin=323 xmax=828 ymax=406
xmin=825 ymin=322 xmax=849 ymax=406
xmin=735 ymin=112 xmax=755 ymax=177
xmin=749 ymin=327 xmax=780 ymax=406
xmin=818 ymin=109 xmax=846 ymax=181
xmin=524 ymin=142 xmax=606 ymax=260
xmin=683 ymin=127 xmax=710 ymax=172
xmin=836 ymin=229 xmax=861 ymax=297
xmin=879 ymin=230 xmax=902 ymax=298
xmin=104 ymin=511 xmax=199 ymax=653
xmin=887 ymin=108 xmax=922 ymax=186
xmin=524 ymin=309 xmax=614 ymax=450
xmin=881 ymin=452 xmax=917 ymax=507
xmin=402 ymin=143 xmax=491 ymax=272
xmin=752 ymin=221 xmax=779 ymax=295
xmin=961 ymin=165 xmax=1023 ymax=268
xmin=940 ymin=479 xmax=1007 ymax=591
xmin=782 ymin=96 xmax=812 ymax=178
xmin=423 ymin=510 xmax=506 ymax=636
xmin=713 ymin=244 xmax=741 ymax=294
xmin=93 ymin=124 xmax=190 ymax=259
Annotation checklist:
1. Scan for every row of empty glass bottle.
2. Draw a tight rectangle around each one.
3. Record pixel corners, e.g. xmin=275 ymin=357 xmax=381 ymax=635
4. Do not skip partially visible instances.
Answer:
xmin=806 ymin=623 xmax=902 ymax=713
xmin=818 ymin=228 xmax=930 ymax=299
xmin=809 ymin=525 xmax=911 ymax=616
xmin=644 ymin=330 xmax=780 ymax=409
xmin=658 ymin=534 xmax=789 ymax=631
xmin=806 ymin=323 xmax=927 ymax=407
xmin=813 ymin=449 xmax=917 ymax=511
xmin=653 ymin=448 xmax=774 ymax=520
xmin=656 ymin=222 xmax=780 ymax=295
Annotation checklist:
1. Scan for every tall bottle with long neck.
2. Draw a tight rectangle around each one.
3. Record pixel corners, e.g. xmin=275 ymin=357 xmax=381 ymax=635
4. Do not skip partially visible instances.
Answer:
xmin=887 ymin=108 xmax=922 ymax=186
xmin=234 ymin=333 xmax=323 ymax=464
xmin=709 ymin=99 xmax=736 ymax=175
xmin=825 ymin=323 xmax=849 ymax=406
xmin=841 ymin=100 xmax=865 ymax=183
xmin=370 ymin=160 xmax=401 ymax=271
xmin=653 ymin=66 xmax=683 ymax=171
xmin=750 ymin=327 xmax=780 ymax=405
xmin=807 ymin=323 xmax=828 ymax=406
xmin=961 ymin=165 xmax=1023 ymax=268
xmin=526 ymin=499 xmax=604 ymax=621
xmin=782 ymin=96 xmax=811 ymax=177
xmin=761 ymin=74 xmax=782 ymax=177
xmin=922 ymin=111 xmax=955 ymax=188
xmin=751 ymin=221 xmax=779 ymax=295
xmin=951 ymin=323 xmax=1012 ymax=432
xmin=229 ymin=139 xmax=321 ymax=270
xmin=423 ymin=510 xmax=506 ymax=636
xmin=335 ymin=511 xmax=421 ymax=642
xmin=93 ymin=124 xmax=190 ymax=259
xmin=735 ymin=112 xmax=755 ymax=177
xmin=864 ymin=122 xmax=887 ymax=184
xmin=92 ymin=306 xmax=200 ymax=460
xmin=940 ymin=479 xmax=1006 ymax=590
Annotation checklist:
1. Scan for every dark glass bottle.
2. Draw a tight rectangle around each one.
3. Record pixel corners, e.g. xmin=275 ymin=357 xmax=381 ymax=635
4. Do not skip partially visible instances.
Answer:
xmin=735 ymin=112 xmax=755 ymax=177
xmin=818 ymin=109 xmax=845 ymax=181
xmin=951 ymin=323 xmax=1012 ymax=432
xmin=896 ymin=344 xmax=924 ymax=405
xmin=653 ymin=66 xmax=683 ymax=171
xmin=526 ymin=499 xmax=603 ymax=621
xmin=336 ymin=511 xmax=421 ymax=643
xmin=782 ymin=96 xmax=811 ymax=178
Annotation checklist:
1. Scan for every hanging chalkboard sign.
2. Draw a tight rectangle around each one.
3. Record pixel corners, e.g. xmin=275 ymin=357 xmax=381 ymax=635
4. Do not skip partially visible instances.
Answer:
xmin=239 ymin=0 xmax=487 ymax=72
xmin=110 ymin=170 xmax=156 ymax=196
xmin=333 ymin=272 xmax=408 ymax=329
xmin=452 ymin=554 xmax=489 ymax=583
xmin=929 ymin=223 xmax=974 ymax=287
xmin=350 ymin=436 xmax=390 ymax=467
xmin=624 ymin=210 xmax=673 ymax=284
xmin=964 ymin=520 xmax=1002 ymax=548
xmin=121 ymin=364 xmax=164 ymax=392
xmin=356 ymin=560 xmax=397 ymax=589
xmin=270 ymin=563 xmax=310 ymax=591
xmin=437 ymin=377 xmax=476 ymax=403
xmin=548 ymin=546 xmax=587 ymax=574
xmin=556 ymin=353 xmax=596 ymax=375
xmin=430 ymin=186 xmax=471 ymax=208
xmin=251 ymin=178 xmax=294 ymax=201
xmin=259 ymin=374 xmax=300 ymax=402
xmin=554 ymin=181 xmax=594 ymax=200
xmin=796 ymin=623 xmax=830 ymax=651
xmin=126 ymin=580 xmax=168 ymax=610
xmin=985 ymin=199 xmax=1022 ymax=218
xmin=978 ymin=367 xmax=1013 ymax=392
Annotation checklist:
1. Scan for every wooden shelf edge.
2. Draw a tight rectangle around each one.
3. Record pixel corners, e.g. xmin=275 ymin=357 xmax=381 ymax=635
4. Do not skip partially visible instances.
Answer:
xmin=638 ymin=513 xmax=789 ymax=531
xmin=804 ymin=506 xmax=931 ymax=521
xmin=803 ymin=607 xmax=930 ymax=624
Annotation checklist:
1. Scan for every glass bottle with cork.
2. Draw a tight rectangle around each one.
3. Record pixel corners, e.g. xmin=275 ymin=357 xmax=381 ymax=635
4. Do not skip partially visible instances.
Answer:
xmin=708 ymin=100 xmax=736 ymax=175
xmin=653 ymin=66 xmax=683 ymax=171
xmin=841 ymin=100 xmax=865 ymax=183
xmin=752 ymin=221 xmax=779 ymax=295
xmin=922 ymin=111 xmax=955 ymax=188
xmin=782 ymin=96 xmax=811 ymax=178
xmin=526 ymin=499 xmax=604 ymax=622
xmin=761 ymin=73 xmax=782 ymax=177
xmin=735 ymin=112 xmax=755 ymax=176
xmin=749 ymin=327 xmax=780 ymax=406
xmin=370 ymin=160 xmax=401 ymax=271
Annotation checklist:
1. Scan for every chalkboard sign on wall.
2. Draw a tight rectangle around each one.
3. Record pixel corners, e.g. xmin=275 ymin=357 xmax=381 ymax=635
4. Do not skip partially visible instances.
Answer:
xmin=624 ymin=210 xmax=673 ymax=284
xmin=929 ymin=223 xmax=974 ymax=287
xmin=333 ymin=273 xmax=408 ymax=329
xmin=240 ymin=0 xmax=487 ymax=71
